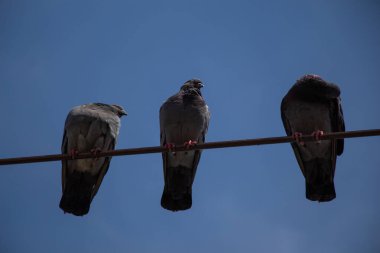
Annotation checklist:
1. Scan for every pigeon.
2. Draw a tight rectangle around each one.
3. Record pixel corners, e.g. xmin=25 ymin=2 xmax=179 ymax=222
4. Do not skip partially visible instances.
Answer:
xmin=60 ymin=103 xmax=127 ymax=216
xmin=159 ymin=79 xmax=210 ymax=211
xmin=281 ymin=74 xmax=345 ymax=202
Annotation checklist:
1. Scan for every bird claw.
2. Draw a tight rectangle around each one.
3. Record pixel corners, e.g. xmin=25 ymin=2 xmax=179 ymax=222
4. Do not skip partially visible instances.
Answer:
xmin=69 ymin=149 xmax=79 ymax=159
xmin=164 ymin=143 xmax=176 ymax=156
xmin=183 ymin=140 xmax=197 ymax=155
xmin=184 ymin=140 xmax=197 ymax=149
xmin=90 ymin=147 xmax=102 ymax=160
xmin=312 ymin=130 xmax=324 ymax=143
xmin=292 ymin=132 xmax=305 ymax=146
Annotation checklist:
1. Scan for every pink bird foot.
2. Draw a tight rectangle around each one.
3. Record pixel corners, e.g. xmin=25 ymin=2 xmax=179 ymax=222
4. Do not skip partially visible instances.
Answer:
xmin=184 ymin=140 xmax=197 ymax=148
xmin=292 ymin=132 xmax=305 ymax=146
xmin=90 ymin=147 xmax=102 ymax=160
xmin=311 ymin=130 xmax=324 ymax=143
xmin=69 ymin=149 xmax=79 ymax=159
xmin=183 ymin=140 xmax=197 ymax=154
xmin=164 ymin=143 xmax=176 ymax=156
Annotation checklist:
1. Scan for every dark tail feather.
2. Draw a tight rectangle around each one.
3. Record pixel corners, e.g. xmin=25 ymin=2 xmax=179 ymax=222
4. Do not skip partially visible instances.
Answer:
xmin=161 ymin=166 xmax=193 ymax=211
xmin=306 ymin=181 xmax=336 ymax=202
xmin=59 ymin=171 xmax=96 ymax=216
xmin=161 ymin=188 xmax=192 ymax=211
xmin=304 ymin=159 xmax=336 ymax=202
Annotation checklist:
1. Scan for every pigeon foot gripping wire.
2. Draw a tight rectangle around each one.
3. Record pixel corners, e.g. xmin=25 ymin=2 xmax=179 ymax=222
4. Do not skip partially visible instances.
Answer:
xmin=292 ymin=132 xmax=305 ymax=146
xmin=184 ymin=140 xmax=198 ymax=155
xmin=184 ymin=140 xmax=197 ymax=148
xmin=311 ymin=130 xmax=324 ymax=144
xmin=69 ymin=149 xmax=79 ymax=159
xmin=90 ymin=147 xmax=102 ymax=160
xmin=164 ymin=143 xmax=176 ymax=156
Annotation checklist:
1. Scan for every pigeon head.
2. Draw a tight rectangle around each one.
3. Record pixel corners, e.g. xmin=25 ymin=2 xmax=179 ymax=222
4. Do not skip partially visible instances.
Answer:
xmin=301 ymin=74 xmax=323 ymax=81
xmin=180 ymin=79 xmax=204 ymax=91
xmin=111 ymin=104 xmax=128 ymax=117
xmin=293 ymin=74 xmax=341 ymax=99
xmin=93 ymin=103 xmax=127 ymax=117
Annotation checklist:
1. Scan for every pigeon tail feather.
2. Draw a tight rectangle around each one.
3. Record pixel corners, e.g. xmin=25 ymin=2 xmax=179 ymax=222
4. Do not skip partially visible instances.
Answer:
xmin=306 ymin=181 xmax=336 ymax=202
xmin=304 ymin=158 xmax=336 ymax=202
xmin=59 ymin=171 xmax=96 ymax=216
xmin=161 ymin=188 xmax=192 ymax=211
xmin=161 ymin=166 xmax=193 ymax=211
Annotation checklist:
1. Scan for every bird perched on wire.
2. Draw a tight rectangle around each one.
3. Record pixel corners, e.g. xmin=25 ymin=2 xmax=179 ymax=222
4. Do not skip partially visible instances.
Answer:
xmin=281 ymin=74 xmax=345 ymax=202
xmin=159 ymin=79 xmax=210 ymax=211
xmin=60 ymin=103 xmax=127 ymax=216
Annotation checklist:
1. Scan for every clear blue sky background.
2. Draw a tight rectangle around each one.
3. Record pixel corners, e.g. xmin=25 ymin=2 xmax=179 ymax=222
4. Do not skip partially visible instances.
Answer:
xmin=1 ymin=0 xmax=379 ymax=252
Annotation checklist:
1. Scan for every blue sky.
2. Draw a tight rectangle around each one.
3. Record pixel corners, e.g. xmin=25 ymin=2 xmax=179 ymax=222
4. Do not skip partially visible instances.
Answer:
xmin=1 ymin=0 xmax=379 ymax=252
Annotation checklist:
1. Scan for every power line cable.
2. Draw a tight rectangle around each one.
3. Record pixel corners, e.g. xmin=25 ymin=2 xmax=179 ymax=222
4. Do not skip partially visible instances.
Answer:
xmin=0 ymin=129 xmax=379 ymax=166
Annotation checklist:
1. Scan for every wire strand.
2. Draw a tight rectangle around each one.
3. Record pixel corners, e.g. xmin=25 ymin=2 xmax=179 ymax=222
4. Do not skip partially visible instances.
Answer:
xmin=0 ymin=129 xmax=379 ymax=166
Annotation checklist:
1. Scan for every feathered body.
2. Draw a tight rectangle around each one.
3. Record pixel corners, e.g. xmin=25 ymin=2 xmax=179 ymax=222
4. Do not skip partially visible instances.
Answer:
xmin=281 ymin=75 xmax=345 ymax=202
xmin=160 ymin=79 xmax=210 ymax=211
xmin=60 ymin=103 xmax=126 ymax=216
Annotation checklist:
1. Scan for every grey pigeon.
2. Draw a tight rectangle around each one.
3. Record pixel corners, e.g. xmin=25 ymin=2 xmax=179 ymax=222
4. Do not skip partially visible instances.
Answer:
xmin=159 ymin=79 xmax=210 ymax=211
xmin=60 ymin=103 xmax=127 ymax=216
xmin=281 ymin=74 xmax=345 ymax=202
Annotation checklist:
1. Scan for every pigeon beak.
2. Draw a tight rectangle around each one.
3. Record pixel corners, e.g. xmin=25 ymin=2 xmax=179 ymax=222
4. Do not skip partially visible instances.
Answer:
xmin=199 ymin=83 xmax=204 ymax=88
xmin=120 ymin=110 xmax=128 ymax=116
